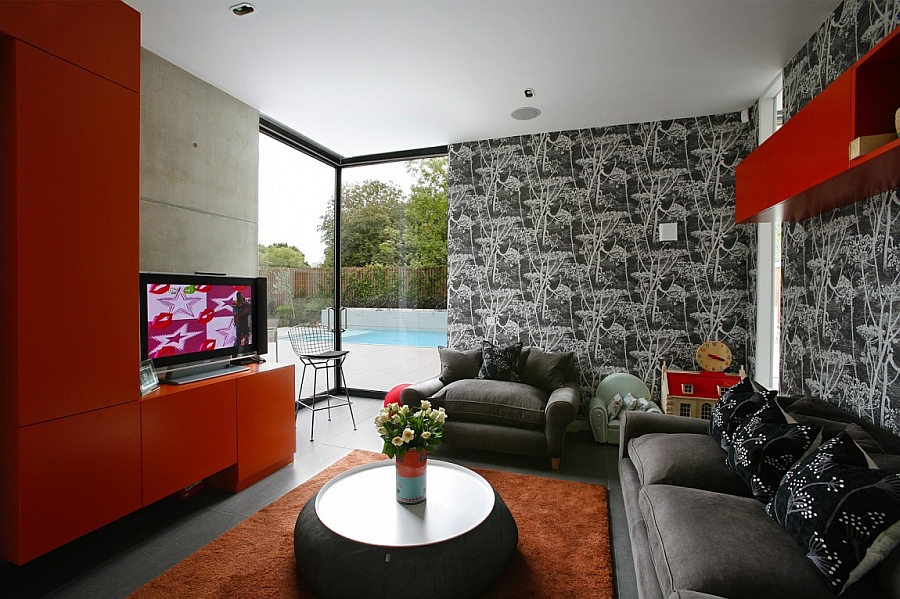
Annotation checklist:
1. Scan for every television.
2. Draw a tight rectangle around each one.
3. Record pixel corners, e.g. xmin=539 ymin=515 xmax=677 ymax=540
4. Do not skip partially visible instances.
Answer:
xmin=139 ymin=272 xmax=268 ymax=384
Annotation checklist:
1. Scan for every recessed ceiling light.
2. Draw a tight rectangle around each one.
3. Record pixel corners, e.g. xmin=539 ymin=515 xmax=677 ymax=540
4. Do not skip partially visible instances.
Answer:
xmin=230 ymin=3 xmax=256 ymax=16
xmin=511 ymin=107 xmax=541 ymax=121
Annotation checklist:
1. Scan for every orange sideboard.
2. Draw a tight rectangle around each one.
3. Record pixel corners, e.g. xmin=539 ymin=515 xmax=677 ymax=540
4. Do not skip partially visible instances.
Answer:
xmin=141 ymin=363 xmax=296 ymax=504
xmin=736 ymin=25 xmax=900 ymax=223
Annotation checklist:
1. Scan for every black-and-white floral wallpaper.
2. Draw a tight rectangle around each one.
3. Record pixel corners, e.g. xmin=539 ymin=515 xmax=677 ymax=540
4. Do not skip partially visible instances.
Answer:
xmin=781 ymin=0 xmax=900 ymax=434
xmin=448 ymin=116 xmax=756 ymax=407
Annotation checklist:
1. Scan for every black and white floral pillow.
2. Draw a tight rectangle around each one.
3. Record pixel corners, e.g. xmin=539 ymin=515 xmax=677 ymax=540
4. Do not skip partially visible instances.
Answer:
xmin=709 ymin=377 xmax=775 ymax=452
xmin=726 ymin=400 xmax=822 ymax=501
xmin=476 ymin=340 xmax=523 ymax=382
xmin=766 ymin=431 xmax=900 ymax=594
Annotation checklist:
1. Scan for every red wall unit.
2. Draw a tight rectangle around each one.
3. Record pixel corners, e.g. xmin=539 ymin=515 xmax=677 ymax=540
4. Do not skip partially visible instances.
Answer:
xmin=736 ymin=26 xmax=900 ymax=223
xmin=141 ymin=379 xmax=239 ymax=506
xmin=0 ymin=0 xmax=141 ymax=565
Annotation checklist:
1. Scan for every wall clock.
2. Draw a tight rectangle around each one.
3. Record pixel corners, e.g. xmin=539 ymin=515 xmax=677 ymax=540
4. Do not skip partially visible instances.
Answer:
xmin=696 ymin=341 xmax=733 ymax=373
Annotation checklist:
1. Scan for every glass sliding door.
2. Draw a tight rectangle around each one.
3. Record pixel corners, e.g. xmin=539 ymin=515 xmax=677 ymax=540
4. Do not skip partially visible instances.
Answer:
xmin=336 ymin=158 xmax=448 ymax=392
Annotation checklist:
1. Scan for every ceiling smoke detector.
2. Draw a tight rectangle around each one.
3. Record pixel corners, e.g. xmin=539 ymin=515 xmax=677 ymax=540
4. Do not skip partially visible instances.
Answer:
xmin=511 ymin=107 xmax=542 ymax=121
xmin=230 ymin=3 xmax=256 ymax=16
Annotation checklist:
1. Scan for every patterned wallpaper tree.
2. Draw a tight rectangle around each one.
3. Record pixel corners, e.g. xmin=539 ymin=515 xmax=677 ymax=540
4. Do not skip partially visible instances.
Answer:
xmin=449 ymin=115 xmax=756 ymax=406
xmin=781 ymin=0 xmax=900 ymax=433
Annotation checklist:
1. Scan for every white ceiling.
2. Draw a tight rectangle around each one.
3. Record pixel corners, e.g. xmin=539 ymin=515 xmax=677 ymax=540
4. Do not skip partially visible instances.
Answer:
xmin=124 ymin=0 xmax=840 ymax=158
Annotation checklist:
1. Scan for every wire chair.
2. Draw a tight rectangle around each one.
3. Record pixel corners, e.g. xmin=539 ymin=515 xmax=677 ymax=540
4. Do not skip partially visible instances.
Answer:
xmin=287 ymin=325 xmax=357 ymax=441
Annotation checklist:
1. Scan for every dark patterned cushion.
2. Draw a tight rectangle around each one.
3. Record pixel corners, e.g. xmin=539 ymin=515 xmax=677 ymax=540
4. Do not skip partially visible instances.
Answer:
xmin=438 ymin=346 xmax=482 ymax=384
xmin=726 ymin=400 xmax=822 ymax=501
xmin=476 ymin=340 xmax=523 ymax=382
xmin=767 ymin=432 xmax=900 ymax=595
xmin=708 ymin=377 xmax=775 ymax=452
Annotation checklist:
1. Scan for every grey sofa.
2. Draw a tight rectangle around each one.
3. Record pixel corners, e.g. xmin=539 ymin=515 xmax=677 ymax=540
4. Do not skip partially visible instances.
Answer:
xmin=400 ymin=345 xmax=580 ymax=469
xmin=619 ymin=394 xmax=900 ymax=599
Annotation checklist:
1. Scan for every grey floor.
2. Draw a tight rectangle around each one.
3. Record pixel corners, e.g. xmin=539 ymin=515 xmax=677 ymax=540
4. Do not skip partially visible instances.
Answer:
xmin=1 ymin=395 xmax=638 ymax=599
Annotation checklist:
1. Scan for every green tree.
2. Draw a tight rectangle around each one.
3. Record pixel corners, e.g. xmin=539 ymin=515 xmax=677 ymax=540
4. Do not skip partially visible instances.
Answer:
xmin=258 ymin=242 xmax=309 ymax=268
xmin=319 ymin=180 xmax=405 ymax=267
xmin=404 ymin=157 xmax=448 ymax=267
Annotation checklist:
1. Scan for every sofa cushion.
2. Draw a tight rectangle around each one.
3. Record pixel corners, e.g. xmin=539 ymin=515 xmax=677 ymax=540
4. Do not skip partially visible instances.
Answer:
xmin=785 ymin=397 xmax=900 ymax=455
xmin=438 ymin=346 xmax=482 ymax=384
xmin=476 ymin=340 xmax=523 ymax=382
xmin=639 ymin=484 xmax=881 ymax=599
xmin=430 ymin=379 xmax=547 ymax=428
xmin=767 ymin=431 xmax=900 ymax=595
xmin=629 ymin=433 xmax=753 ymax=497
xmin=726 ymin=401 xmax=822 ymax=501
xmin=708 ymin=377 xmax=774 ymax=452
xmin=519 ymin=348 xmax=573 ymax=393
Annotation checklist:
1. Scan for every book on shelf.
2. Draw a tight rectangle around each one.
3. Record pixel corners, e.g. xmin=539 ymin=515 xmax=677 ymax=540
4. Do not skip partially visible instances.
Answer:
xmin=849 ymin=133 xmax=898 ymax=160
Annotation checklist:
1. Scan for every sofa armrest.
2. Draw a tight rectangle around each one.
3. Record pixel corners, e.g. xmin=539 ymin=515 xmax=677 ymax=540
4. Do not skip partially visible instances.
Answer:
xmin=587 ymin=394 xmax=610 ymax=443
xmin=546 ymin=382 xmax=580 ymax=427
xmin=618 ymin=410 xmax=709 ymax=461
xmin=399 ymin=377 xmax=445 ymax=406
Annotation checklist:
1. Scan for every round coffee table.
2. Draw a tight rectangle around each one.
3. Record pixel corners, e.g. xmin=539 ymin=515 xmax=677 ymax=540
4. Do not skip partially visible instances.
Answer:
xmin=294 ymin=459 xmax=518 ymax=599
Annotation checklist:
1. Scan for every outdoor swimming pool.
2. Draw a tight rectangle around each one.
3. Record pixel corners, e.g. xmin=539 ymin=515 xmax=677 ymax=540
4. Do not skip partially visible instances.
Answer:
xmin=341 ymin=328 xmax=447 ymax=347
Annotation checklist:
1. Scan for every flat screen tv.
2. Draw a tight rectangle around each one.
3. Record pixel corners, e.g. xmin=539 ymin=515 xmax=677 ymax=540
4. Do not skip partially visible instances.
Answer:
xmin=139 ymin=272 xmax=267 ymax=383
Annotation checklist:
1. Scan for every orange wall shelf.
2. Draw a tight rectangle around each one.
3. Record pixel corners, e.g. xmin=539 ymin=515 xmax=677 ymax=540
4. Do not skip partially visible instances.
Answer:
xmin=736 ymin=25 xmax=900 ymax=223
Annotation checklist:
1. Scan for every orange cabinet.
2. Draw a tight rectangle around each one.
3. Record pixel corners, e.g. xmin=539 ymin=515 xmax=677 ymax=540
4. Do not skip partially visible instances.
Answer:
xmin=232 ymin=363 xmax=296 ymax=491
xmin=737 ymin=26 xmax=900 ymax=223
xmin=12 ymin=38 xmax=140 ymax=426
xmin=141 ymin=363 xmax=295 ymax=502
xmin=15 ymin=404 xmax=142 ymax=564
xmin=140 ymin=378 xmax=239 ymax=506
xmin=0 ymin=1 xmax=141 ymax=565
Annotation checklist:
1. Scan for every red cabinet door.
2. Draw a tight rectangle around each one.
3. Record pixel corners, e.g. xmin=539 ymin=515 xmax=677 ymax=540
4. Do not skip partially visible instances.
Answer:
xmin=141 ymin=380 xmax=238 ymax=505
xmin=234 ymin=364 xmax=296 ymax=490
xmin=13 ymin=40 xmax=140 ymax=426
xmin=17 ymin=403 xmax=142 ymax=564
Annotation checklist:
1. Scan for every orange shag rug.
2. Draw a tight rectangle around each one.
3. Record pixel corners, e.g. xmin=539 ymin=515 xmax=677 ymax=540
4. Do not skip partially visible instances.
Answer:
xmin=131 ymin=450 xmax=614 ymax=598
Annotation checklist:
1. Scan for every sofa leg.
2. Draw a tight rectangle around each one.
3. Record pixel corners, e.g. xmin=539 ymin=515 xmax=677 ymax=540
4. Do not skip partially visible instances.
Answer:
xmin=551 ymin=457 xmax=560 ymax=470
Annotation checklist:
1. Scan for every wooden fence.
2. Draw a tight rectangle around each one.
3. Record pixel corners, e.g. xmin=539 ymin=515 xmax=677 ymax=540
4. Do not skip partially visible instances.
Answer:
xmin=263 ymin=265 xmax=447 ymax=312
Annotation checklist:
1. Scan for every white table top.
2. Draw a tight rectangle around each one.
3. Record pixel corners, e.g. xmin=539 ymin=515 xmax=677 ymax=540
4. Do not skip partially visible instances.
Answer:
xmin=315 ymin=459 xmax=495 ymax=547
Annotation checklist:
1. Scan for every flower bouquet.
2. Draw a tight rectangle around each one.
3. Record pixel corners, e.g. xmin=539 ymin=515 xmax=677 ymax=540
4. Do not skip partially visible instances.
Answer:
xmin=375 ymin=400 xmax=447 ymax=458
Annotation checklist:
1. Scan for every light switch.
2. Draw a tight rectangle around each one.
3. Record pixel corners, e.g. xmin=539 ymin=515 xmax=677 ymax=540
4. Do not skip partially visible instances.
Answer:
xmin=659 ymin=222 xmax=678 ymax=242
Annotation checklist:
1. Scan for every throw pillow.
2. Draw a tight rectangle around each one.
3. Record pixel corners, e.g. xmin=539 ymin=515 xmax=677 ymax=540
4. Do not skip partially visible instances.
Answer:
xmin=519 ymin=348 xmax=573 ymax=393
xmin=622 ymin=392 xmax=639 ymax=412
xmin=767 ymin=431 xmax=900 ymax=595
xmin=726 ymin=400 xmax=822 ymax=501
xmin=438 ymin=346 xmax=483 ymax=384
xmin=476 ymin=340 xmax=523 ymax=382
xmin=607 ymin=393 xmax=624 ymax=422
xmin=709 ymin=377 xmax=776 ymax=452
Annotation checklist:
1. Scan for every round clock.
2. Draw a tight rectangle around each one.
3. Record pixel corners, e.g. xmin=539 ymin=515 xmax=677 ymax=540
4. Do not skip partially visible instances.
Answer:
xmin=696 ymin=341 xmax=732 ymax=372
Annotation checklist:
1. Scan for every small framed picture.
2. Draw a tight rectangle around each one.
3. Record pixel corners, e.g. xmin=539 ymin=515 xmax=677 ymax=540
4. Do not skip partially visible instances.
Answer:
xmin=140 ymin=359 xmax=159 ymax=396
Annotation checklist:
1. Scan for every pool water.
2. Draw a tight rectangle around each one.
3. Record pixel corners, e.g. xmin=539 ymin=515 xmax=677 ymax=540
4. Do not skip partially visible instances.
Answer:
xmin=341 ymin=328 xmax=447 ymax=348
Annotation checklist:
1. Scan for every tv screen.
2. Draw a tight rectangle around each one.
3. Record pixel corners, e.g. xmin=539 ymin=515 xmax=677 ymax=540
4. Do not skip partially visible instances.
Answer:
xmin=139 ymin=272 xmax=267 ymax=370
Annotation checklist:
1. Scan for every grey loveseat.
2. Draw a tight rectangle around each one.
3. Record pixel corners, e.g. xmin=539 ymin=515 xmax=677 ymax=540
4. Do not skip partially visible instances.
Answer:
xmin=401 ymin=344 xmax=580 ymax=469
xmin=619 ymin=390 xmax=900 ymax=599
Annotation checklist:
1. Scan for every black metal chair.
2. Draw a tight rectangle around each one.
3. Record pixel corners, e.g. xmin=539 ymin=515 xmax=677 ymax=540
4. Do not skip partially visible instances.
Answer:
xmin=287 ymin=325 xmax=356 ymax=441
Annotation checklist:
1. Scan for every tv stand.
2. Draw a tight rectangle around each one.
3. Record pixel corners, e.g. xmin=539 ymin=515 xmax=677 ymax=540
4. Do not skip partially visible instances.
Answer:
xmin=159 ymin=362 xmax=249 ymax=385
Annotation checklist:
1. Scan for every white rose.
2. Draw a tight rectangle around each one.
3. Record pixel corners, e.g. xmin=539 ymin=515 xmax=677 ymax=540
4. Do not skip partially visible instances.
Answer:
xmin=420 ymin=400 xmax=432 ymax=411
xmin=391 ymin=436 xmax=404 ymax=446
xmin=402 ymin=428 xmax=415 ymax=442
xmin=374 ymin=414 xmax=388 ymax=426
xmin=377 ymin=426 xmax=388 ymax=436
xmin=392 ymin=414 xmax=402 ymax=424
xmin=421 ymin=431 xmax=432 ymax=439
